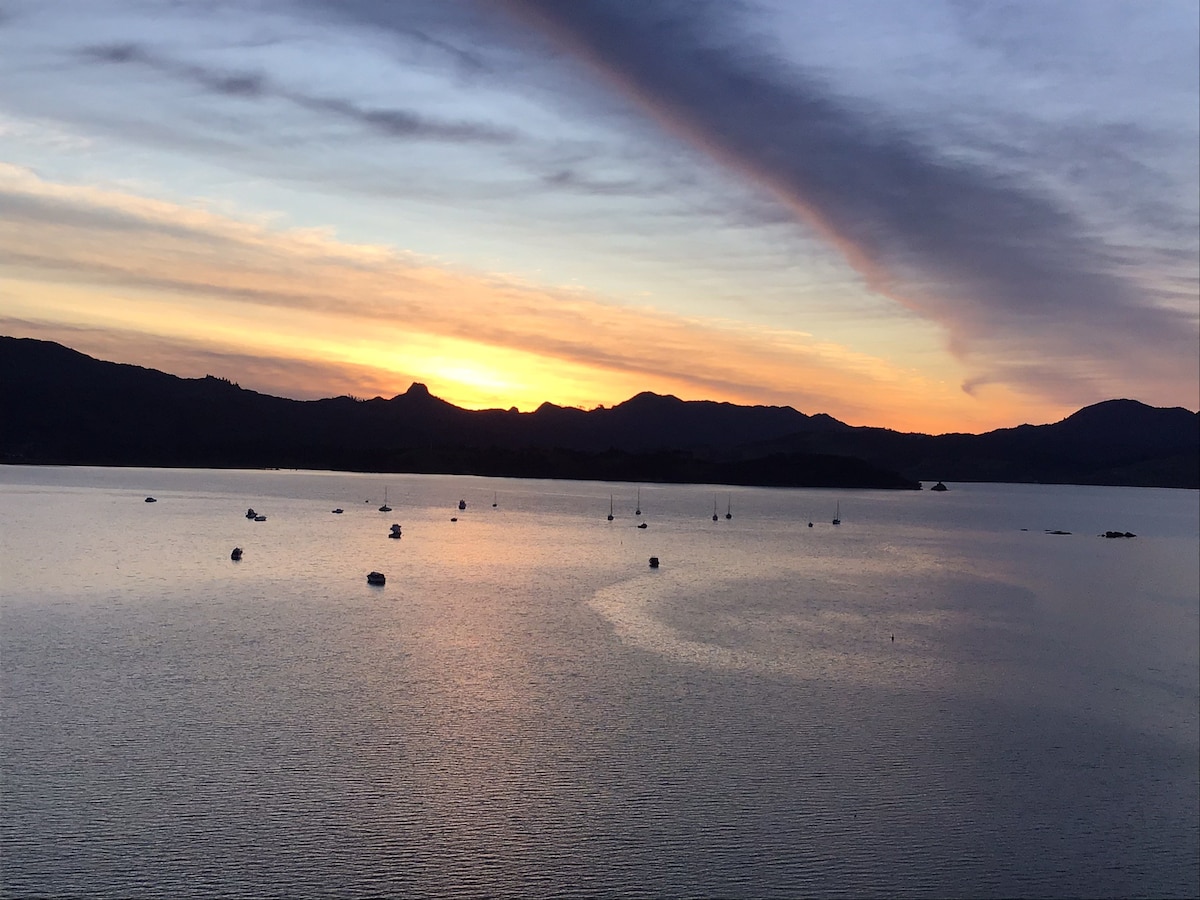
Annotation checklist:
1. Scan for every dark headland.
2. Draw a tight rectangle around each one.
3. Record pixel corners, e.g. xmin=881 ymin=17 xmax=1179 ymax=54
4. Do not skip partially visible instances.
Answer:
xmin=2 ymin=337 xmax=1197 ymax=489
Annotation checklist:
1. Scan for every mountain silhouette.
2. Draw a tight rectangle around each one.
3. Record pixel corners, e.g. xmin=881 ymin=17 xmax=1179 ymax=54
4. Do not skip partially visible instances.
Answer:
xmin=2 ymin=337 xmax=1195 ymax=488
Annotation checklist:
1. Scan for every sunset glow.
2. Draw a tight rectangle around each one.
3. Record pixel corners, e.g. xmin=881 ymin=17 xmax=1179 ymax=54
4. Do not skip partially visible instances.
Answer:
xmin=1 ymin=2 xmax=1196 ymax=433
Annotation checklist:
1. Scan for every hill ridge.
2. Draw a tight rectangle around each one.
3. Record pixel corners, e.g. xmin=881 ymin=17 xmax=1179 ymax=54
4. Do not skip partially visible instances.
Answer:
xmin=2 ymin=336 xmax=1195 ymax=488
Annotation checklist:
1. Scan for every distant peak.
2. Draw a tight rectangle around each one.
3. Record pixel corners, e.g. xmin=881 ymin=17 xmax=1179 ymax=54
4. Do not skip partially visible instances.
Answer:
xmin=619 ymin=391 xmax=681 ymax=408
xmin=391 ymin=381 xmax=451 ymax=406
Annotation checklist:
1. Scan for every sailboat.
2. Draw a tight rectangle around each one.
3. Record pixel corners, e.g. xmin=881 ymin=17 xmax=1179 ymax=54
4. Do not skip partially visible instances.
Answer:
xmin=378 ymin=487 xmax=391 ymax=512
xmin=832 ymin=501 xmax=841 ymax=526
xmin=725 ymin=495 xmax=732 ymax=520
xmin=635 ymin=489 xmax=641 ymax=517
xmin=492 ymin=492 xmax=498 ymax=508
xmin=607 ymin=495 xmax=614 ymax=521
xmin=712 ymin=497 xmax=719 ymax=522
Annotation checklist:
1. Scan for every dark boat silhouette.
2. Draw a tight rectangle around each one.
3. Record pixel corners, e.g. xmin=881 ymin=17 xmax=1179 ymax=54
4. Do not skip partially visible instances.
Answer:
xmin=378 ymin=487 xmax=391 ymax=512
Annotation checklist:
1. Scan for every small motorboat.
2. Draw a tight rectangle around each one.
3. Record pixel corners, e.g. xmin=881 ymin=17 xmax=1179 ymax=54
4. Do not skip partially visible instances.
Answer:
xmin=367 ymin=571 xmax=386 ymax=585
xmin=230 ymin=547 xmax=243 ymax=561
xmin=254 ymin=515 xmax=267 ymax=522
xmin=144 ymin=497 xmax=157 ymax=503
xmin=332 ymin=508 xmax=344 ymax=514
xmin=458 ymin=499 xmax=467 ymax=510
xmin=245 ymin=508 xmax=257 ymax=519
xmin=388 ymin=523 xmax=402 ymax=539
xmin=648 ymin=557 xmax=660 ymax=569
xmin=450 ymin=516 xmax=458 ymax=522
xmin=637 ymin=522 xmax=648 ymax=529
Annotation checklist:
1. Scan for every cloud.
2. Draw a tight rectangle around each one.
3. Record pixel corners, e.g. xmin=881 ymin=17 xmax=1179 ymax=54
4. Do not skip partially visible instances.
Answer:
xmin=493 ymin=0 xmax=1199 ymax=406
xmin=0 ymin=315 xmax=405 ymax=401
xmin=80 ymin=40 xmax=514 ymax=143
xmin=0 ymin=164 xmax=976 ymax=428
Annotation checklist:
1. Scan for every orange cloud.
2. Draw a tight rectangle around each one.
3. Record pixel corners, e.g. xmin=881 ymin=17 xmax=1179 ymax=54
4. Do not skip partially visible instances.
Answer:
xmin=0 ymin=164 xmax=1064 ymax=432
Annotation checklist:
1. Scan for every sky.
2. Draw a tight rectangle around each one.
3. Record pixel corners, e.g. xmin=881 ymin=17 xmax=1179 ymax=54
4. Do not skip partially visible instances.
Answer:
xmin=1 ymin=0 xmax=1196 ymax=434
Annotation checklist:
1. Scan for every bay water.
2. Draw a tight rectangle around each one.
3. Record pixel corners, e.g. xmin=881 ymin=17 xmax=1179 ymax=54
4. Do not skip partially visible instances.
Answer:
xmin=2 ymin=466 xmax=1197 ymax=897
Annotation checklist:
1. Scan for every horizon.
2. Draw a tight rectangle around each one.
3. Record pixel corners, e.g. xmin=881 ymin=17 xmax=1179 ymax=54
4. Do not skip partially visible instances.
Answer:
xmin=1 ymin=2 xmax=1197 ymax=434
xmin=12 ymin=334 xmax=1196 ymax=438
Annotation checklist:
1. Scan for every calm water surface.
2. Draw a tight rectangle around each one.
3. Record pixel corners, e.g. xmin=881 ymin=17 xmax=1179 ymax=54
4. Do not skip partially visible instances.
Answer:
xmin=2 ymin=466 xmax=1197 ymax=898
